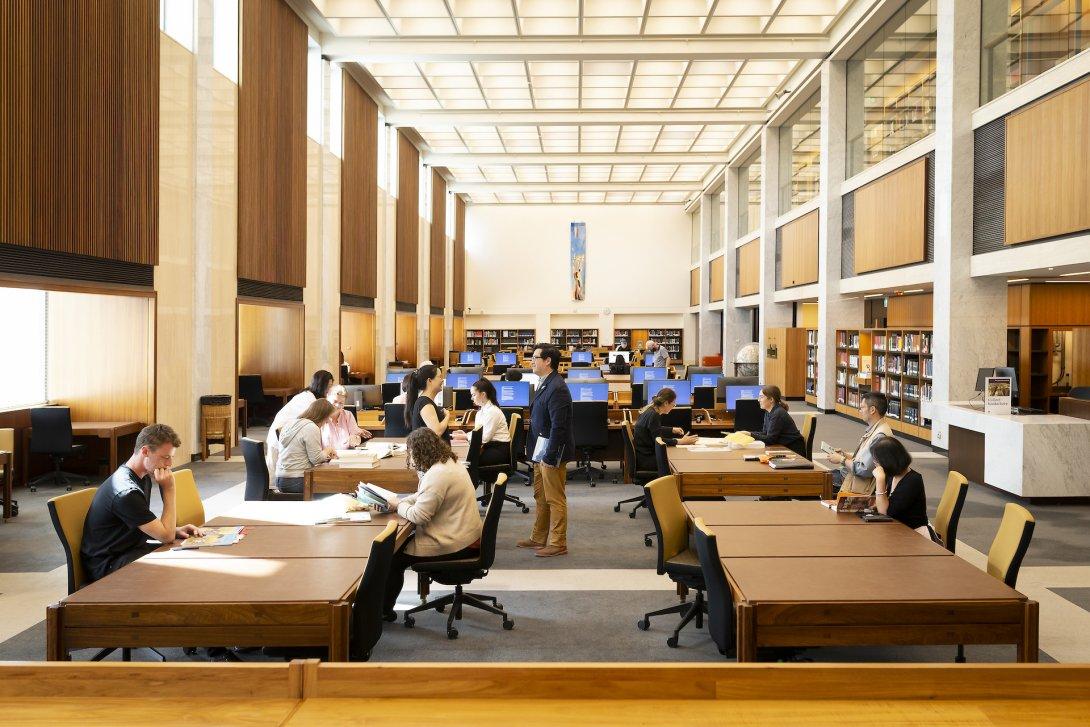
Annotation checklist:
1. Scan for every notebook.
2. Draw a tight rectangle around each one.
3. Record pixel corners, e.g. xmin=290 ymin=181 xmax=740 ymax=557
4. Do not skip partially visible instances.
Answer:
xmin=767 ymin=458 xmax=814 ymax=470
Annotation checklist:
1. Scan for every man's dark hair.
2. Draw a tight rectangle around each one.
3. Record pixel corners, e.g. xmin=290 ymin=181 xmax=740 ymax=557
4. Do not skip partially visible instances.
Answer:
xmin=134 ymin=423 xmax=181 ymax=453
xmin=863 ymin=392 xmax=889 ymax=417
xmin=533 ymin=343 xmax=560 ymax=372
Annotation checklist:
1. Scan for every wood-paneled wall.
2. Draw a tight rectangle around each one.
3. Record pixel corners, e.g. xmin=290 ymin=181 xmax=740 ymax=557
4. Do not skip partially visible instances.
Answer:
xmin=341 ymin=74 xmax=378 ymax=298
xmin=339 ymin=308 xmax=375 ymax=379
xmin=887 ymin=293 xmax=934 ymax=328
xmin=430 ymin=170 xmax=447 ymax=307
xmin=1005 ymin=78 xmax=1090 ymax=246
xmin=453 ymin=315 xmax=465 ymax=351
xmin=737 ymin=241 xmax=760 ymax=297
xmin=395 ymin=313 xmax=417 ymax=364
xmin=429 ymin=314 xmax=445 ymax=361
xmin=453 ymin=196 xmax=466 ymax=312
xmin=1008 ymin=283 xmax=1090 ymax=327
xmin=778 ymin=210 xmax=819 ymax=288
xmin=853 ymin=157 xmax=926 ymax=275
xmin=1 ymin=0 xmax=158 ymax=265
xmin=690 ymin=268 xmax=700 ymax=306
xmin=48 ymin=291 xmax=155 ymax=423
xmin=238 ymin=0 xmax=306 ymax=287
xmin=764 ymin=327 xmax=808 ymax=399
xmin=396 ymin=132 xmax=420 ymax=305
xmin=709 ymin=255 xmax=724 ymax=302
xmin=237 ymin=301 xmax=304 ymax=389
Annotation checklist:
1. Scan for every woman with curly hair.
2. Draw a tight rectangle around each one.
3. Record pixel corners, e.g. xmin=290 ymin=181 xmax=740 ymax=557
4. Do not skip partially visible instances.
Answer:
xmin=381 ymin=428 xmax=482 ymax=620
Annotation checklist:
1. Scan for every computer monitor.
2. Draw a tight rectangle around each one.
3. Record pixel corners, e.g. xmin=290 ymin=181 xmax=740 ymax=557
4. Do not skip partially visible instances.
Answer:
xmin=692 ymin=386 xmax=715 ymax=409
xmin=645 ymin=379 xmax=692 ymax=406
xmin=385 ymin=371 xmax=410 ymax=385
xmin=644 ymin=353 xmax=655 ymax=366
xmin=459 ymin=351 xmax=482 ymax=365
xmin=631 ymin=382 xmax=645 ymax=409
xmin=724 ymin=384 xmax=764 ymax=411
xmin=689 ymin=373 xmax=721 ymax=389
xmin=631 ymin=366 xmax=668 ymax=383
xmin=571 ymin=351 xmax=593 ymax=364
xmin=446 ymin=373 xmax=478 ymax=391
xmin=567 ymin=381 xmax=609 ymax=403
xmin=495 ymin=380 xmax=530 ymax=408
xmin=608 ymin=350 xmax=631 ymax=364
xmin=445 ymin=388 xmax=473 ymax=410
xmin=568 ymin=368 xmax=602 ymax=381
xmin=661 ymin=406 xmax=692 ymax=432
xmin=494 ymin=351 xmax=517 ymax=366
xmin=380 ymin=382 xmax=401 ymax=404
xmin=976 ymin=367 xmax=1019 ymax=398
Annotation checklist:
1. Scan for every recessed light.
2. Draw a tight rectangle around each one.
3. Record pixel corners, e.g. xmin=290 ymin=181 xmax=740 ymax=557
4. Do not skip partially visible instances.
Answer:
xmin=1008 ymin=278 xmax=1029 ymax=283
xmin=902 ymin=289 xmax=924 ymax=294
xmin=1059 ymin=271 xmax=1090 ymax=277
xmin=864 ymin=293 xmax=884 ymax=298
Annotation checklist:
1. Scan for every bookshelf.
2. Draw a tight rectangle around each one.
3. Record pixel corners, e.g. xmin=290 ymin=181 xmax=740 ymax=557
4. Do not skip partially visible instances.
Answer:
xmin=464 ymin=328 xmax=535 ymax=355
xmin=804 ymin=328 xmax=818 ymax=405
xmin=1007 ymin=326 xmax=1058 ymax=411
xmin=551 ymin=328 xmax=599 ymax=348
xmin=615 ymin=328 xmax=684 ymax=361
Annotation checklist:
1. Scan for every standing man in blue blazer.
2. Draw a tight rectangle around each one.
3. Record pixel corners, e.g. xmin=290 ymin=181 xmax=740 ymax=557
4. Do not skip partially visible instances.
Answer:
xmin=517 ymin=343 xmax=575 ymax=557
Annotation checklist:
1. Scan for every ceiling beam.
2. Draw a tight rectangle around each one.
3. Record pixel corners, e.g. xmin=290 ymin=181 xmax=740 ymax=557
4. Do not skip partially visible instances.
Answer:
xmin=447 ymin=181 xmax=700 ymax=193
xmin=386 ymin=108 xmax=767 ymax=127
xmin=425 ymin=152 xmax=726 ymax=166
xmin=321 ymin=36 xmax=831 ymax=63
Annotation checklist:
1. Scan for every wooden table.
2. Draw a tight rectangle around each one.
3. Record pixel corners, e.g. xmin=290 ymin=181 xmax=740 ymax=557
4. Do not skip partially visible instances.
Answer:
xmin=264 ymin=387 xmax=294 ymax=406
xmin=0 ymin=450 xmax=12 ymax=521
xmin=205 ymin=501 xmax=413 ymax=549
xmin=23 ymin=420 xmax=145 ymax=484
xmin=143 ymin=525 xmax=386 ymax=560
xmin=686 ymin=500 xmax=867 ymax=526
xmin=668 ymin=445 xmax=833 ymax=499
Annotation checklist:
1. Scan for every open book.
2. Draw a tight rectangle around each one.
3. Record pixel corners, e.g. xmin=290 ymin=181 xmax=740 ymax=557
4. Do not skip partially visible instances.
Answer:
xmin=356 ymin=482 xmax=399 ymax=512
xmin=172 ymin=526 xmax=245 ymax=550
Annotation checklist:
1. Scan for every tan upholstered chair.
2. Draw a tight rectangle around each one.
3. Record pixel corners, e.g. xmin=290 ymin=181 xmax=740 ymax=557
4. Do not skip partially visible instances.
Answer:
xmin=987 ymin=503 xmax=1036 ymax=588
xmin=800 ymin=414 xmax=817 ymax=459
xmin=933 ymin=471 xmax=969 ymax=552
xmin=173 ymin=468 xmax=206 ymax=527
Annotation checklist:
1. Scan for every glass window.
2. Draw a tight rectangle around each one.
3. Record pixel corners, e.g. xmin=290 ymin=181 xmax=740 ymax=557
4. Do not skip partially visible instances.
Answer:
xmin=377 ymin=111 xmax=388 ymax=190
xmin=0 ymin=288 xmax=47 ymax=409
xmin=690 ymin=209 xmax=700 ymax=263
xmin=388 ymin=127 xmax=399 ymax=197
xmin=329 ymin=63 xmax=343 ymax=158
xmin=846 ymin=1 xmax=937 ymax=177
xmin=160 ymin=0 xmax=196 ymax=52
xmin=982 ymin=1 xmax=1090 ymax=103
xmin=737 ymin=154 xmax=762 ymax=238
xmin=446 ymin=191 xmax=455 ymax=237
xmin=709 ymin=191 xmax=724 ymax=254
xmin=211 ymin=0 xmax=239 ymax=83
xmin=779 ymin=93 xmax=822 ymax=211
xmin=306 ymin=40 xmax=322 ymax=142
xmin=420 ymin=160 xmax=430 ymax=220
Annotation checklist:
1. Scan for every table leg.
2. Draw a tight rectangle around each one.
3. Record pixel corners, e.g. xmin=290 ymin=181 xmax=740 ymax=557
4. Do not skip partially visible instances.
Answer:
xmin=1019 ymin=600 xmax=1039 ymax=663
xmin=304 ymin=472 xmax=313 ymax=501
xmin=109 ymin=433 xmax=119 ymax=473
xmin=329 ymin=602 xmax=351 ymax=661
xmin=46 ymin=605 xmax=68 ymax=661
xmin=736 ymin=603 xmax=756 ymax=662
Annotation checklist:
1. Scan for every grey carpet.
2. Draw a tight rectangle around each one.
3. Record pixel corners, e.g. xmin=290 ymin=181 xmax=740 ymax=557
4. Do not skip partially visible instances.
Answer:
xmin=1051 ymin=588 xmax=1090 ymax=613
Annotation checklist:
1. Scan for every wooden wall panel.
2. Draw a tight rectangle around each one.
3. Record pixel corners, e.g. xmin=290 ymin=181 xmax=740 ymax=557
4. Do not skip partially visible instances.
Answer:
xmin=394 ymin=313 xmax=417 ymax=364
xmin=238 ymin=0 xmax=306 ymax=287
xmin=453 ymin=315 xmax=465 ymax=351
xmin=1005 ymin=78 xmax=1090 ymax=246
xmin=690 ymin=268 xmax=700 ymax=306
xmin=453 ymin=196 xmax=466 ymax=312
xmin=237 ymin=302 xmax=304 ymax=389
xmin=1 ymin=0 xmax=158 ymax=265
xmin=339 ymin=308 xmax=375 ymax=379
xmin=737 ymin=242 xmax=760 ymax=297
xmin=48 ymin=292 xmax=155 ymax=423
xmin=764 ymin=327 xmax=807 ymax=399
xmin=854 ymin=157 xmax=926 ymax=275
xmin=341 ymin=75 xmax=378 ymax=298
xmin=709 ymin=255 xmax=724 ymax=302
xmin=430 ymin=170 xmax=447 ymax=307
xmin=778 ymin=210 xmax=819 ymax=288
xmin=429 ymin=314 xmax=445 ymax=362
xmin=396 ymin=132 xmax=420 ymax=305
xmin=888 ymin=293 xmax=934 ymax=328
xmin=1009 ymin=283 xmax=1090 ymax=327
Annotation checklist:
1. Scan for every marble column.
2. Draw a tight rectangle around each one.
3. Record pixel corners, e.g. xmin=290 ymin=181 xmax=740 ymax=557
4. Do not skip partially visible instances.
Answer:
xmin=697 ymin=193 xmax=720 ymax=363
xmin=931 ymin=0 xmax=1007 ymax=447
xmin=758 ymin=126 xmax=793 ymax=381
xmin=376 ymin=127 xmax=399 ymax=380
xmin=723 ymin=165 xmax=753 ymax=374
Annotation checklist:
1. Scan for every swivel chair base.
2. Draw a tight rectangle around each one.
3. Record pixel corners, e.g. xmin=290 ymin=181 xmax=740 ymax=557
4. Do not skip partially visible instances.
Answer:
xmin=637 ymin=590 xmax=706 ymax=648
xmin=403 ymin=584 xmax=514 ymax=640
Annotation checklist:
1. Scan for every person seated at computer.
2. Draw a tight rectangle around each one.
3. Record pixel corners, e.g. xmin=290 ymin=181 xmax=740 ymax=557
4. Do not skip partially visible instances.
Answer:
xmin=871 ymin=437 xmax=937 ymax=541
xmin=405 ymin=363 xmax=451 ymax=438
xmin=322 ymin=384 xmax=373 ymax=450
xmin=826 ymin=392 xmax=893 ymax=495
xmin=381 ymin=428 xmax=483 ymax=621
xmin=634 ymin=388 xmax=698 ymax=472
xmin=504 ymin=370 xmax=523 ymax=381
xmin=742 ymin=385 xmax=806 ymax=457
xmin=451 ymin=378 xmax=511 ymax=466
xmin=390 ymin=373 xmax=410 ymax=405
xmin=81 ymin=424 xmax=205 ymax=583
xmin=275 ymin=400 xmax=338 ymax=494
xmin=266 ymin=370 xmax=335 ymax=474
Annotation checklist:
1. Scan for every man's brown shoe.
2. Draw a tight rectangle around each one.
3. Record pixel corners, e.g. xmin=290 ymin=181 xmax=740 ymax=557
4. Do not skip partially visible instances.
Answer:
xmin=516 ymin=539 xmax=545 ymax=549
xmin=534 ymin=545 xmax=568 ymax=557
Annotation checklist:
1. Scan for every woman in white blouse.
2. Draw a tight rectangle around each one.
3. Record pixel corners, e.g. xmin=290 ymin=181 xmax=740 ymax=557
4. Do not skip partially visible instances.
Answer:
xmin=265 ymin=370 xmax=335 ymax=474
xmin=451 ymin=378 xmax=511 ymax=467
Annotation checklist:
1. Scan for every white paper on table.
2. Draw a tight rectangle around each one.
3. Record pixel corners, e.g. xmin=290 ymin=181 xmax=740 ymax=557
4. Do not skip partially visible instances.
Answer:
xmin=695 ymin=437 xmax=729 ymax=447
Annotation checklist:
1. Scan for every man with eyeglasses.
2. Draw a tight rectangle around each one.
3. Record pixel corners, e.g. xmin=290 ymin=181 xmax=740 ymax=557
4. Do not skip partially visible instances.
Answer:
xmin=517 ymin=344 xmax=575 ymax=557
xmin=81 ymin=423 xmax=205 ymax=582
xmin=827 ymin=392 xmax=893 ymax=496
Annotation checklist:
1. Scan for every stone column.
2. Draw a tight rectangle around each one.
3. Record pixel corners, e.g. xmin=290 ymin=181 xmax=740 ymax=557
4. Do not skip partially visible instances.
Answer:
xmin=723 ymin=165 xmax=754 ymax=374
xmin=758 ymin=126 xmax=793 ymax=381
xmin=697 ymin=194 xmax=720 ymax=363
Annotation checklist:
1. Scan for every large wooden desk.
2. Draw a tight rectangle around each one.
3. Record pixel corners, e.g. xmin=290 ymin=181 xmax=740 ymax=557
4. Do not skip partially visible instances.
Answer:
xmin=205 ymin=501 xmax=413 ymax=550
xmin=22 ymin=420 xmax=144 ymax=484
xmin=685 ymin=500 xmax=866 ymax=526
xmin=304 ymin=438 xmax=471 ymax=500
xmin=0 ymin=449 xmax=12 ymax=521
xmin=668 ymin=445 xmax=833 ymax=499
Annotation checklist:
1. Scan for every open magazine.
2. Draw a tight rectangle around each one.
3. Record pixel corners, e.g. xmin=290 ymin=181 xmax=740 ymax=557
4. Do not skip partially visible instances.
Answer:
xmin=355 ymin=482 xmax=400 ymax=513
xmin=171 ymin=526 xmax=246 ymax=550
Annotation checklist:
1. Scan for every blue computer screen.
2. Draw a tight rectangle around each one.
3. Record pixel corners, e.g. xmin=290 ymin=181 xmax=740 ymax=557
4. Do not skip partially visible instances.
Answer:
xmin=447 ymin=373 xmax=478 ymax=390
xmin=567 ymin=382 xmax=609 ymax=402
xmin=631 ymin=366 xmax=668 ymax=383
xmin=571 ymin=351 xmax=593 ymax=364
xmin=458 ymin=351 xmax=482 ymax=365
xmin=644 ymin=353 xmax=655 ymax=366
xmin=645 ymin=379 xmax=692 ymax=406
xmin=724 ymin=384 xmax=764 ymax=410
xmin=567 ymin=368 xmax=601 ymax=381
xmin=494 ymin=352 xmax=517 ymax=366
xmin=386 ymin=372 xmax=410 ymax=384
xmin=496 ymin=381 xmax=530 ymax=408
xmin=689 ymin=373 xmax=721 ymax=389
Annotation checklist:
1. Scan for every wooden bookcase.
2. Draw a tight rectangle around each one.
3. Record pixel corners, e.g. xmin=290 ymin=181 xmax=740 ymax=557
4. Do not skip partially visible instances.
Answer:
xmin=551 ymin=328 xmax=599 ymax=348
xmin=465 ymin=328 xmax=535 ymax=355
xmin=805 ymin=328 xmax=818 ymax=405
xmin=615 ymin=328 xmax=684 ymax=361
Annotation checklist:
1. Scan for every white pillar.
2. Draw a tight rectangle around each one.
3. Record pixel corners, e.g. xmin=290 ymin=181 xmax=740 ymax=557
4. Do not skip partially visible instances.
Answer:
xmin=697 ymin=194 xmax=719 ymax=363
xmin=931 ymin=0 xmax=1006 ymax=447
xmin=723 ymin=165 xmax=753 ymax=374
xmin=758 ymin=126 xmax=793 ymax=381
xmin=377 ymin=127 xmax=398 ymax=379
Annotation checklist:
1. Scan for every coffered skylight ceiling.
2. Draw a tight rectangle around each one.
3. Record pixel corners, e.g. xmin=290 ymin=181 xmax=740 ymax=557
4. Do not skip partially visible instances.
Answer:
xmin=307 ymin=0 xmax=858 ymax=204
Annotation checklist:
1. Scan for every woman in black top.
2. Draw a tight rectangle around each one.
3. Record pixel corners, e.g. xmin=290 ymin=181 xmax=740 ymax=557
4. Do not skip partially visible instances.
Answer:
xmin=871 ymin=437 xmax=935 ymax=539
xmin=404 ymin=364 xmax=451 ymax=439
xmin=633 ymin=387 xmax=697 ymax=473
xmin=746 ymin=385 xmax=806 ymax=457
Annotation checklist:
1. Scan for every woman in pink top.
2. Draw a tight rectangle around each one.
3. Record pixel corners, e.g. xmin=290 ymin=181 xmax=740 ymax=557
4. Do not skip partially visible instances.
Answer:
xmin=322 ymin=385 xmax=372 ymax=450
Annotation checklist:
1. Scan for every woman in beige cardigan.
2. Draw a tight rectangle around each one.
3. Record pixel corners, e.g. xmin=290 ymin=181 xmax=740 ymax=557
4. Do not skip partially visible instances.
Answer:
xmin=382 ymin=428 xmax=483 ymax=620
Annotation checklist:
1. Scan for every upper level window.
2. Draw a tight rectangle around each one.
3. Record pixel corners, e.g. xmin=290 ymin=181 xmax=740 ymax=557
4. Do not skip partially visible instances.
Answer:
xmin=779 ymin=92 xmax=821 ymax=212
xmin=160 ymin=0 xmax=196 ymax=52
xmin=737 ymin=153 xmax=762 ymax=238
xmin=709 ymin=190 xmax=724 ymax=255
xmin=329 ymin=63 xmax=344 ymax=158
xmin=0 ymin=288 xmax=46 ymax=410
xmin=307 ymin=40 xmax=322 ymax=142
xmin=212 ymin=0 xmax=238 ymax=82
xmin=690 ymin=208 xmax=700 ymax=263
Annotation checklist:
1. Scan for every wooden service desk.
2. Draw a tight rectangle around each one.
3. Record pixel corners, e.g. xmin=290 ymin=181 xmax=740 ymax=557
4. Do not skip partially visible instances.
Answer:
xmin=668 ymin=445 xmax=832 ymax=499
xmin=304 ymin=438 xmax=470 ymax=500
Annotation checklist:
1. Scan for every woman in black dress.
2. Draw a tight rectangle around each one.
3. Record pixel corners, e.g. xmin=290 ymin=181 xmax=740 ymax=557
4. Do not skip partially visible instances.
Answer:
xmin=871 ymin=437 xmax=936 ymax=540
xmin=404 ymin=363 xmax=451 ymax=439
xmin=633 ymin=387 xmax=698 ymax=473
xmin=746 ymin=385 xmax=806 ymax=457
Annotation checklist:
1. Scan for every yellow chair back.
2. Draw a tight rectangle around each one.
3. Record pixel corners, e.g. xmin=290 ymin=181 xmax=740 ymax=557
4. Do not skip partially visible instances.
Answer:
xmin=934 ymin=471 xmax=969 ymax=549
xmin=801 ymin=414 xmax=817 ymax=458
xmin=47 ymin=487 xmax=99 ymax=593
xmin=509 ymin=413 xmax=521 ymax=461
xmin=173 ymin=469 xmax=206 ymax=526
xmin=645 ymin=475 xmax=687 ymax=562
xmin=987 ymin=502 xmax=1035 ymax=588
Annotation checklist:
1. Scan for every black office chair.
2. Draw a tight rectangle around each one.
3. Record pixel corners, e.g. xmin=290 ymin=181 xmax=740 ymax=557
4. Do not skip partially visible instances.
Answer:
xmin=493 ymin=364 xmax=510 ymax=377
xmin=381 ymin=382 xmax=402 ymax=404
xmin=692 ymin=517 xmax=736 ymax=658
xmin=238 ymin=375 xmax=269 ymax=426
xmin=241 ymin=438 xmax=302 ymax=502
xmin=631 ymin=383 xmax=646 ymax=409
xmin=384 ymin=404 xmax=411 ymax=437
xmin=29 ymin=407 xmax=88 ymax=492
xmin=616 ymin=422 xmax=658 ymax=548
xmin=571 ymin=401 xmax=609 ymax=484
xmin=404 ymin=477 xmax=515 ymax=639
xmin=692 ymin=387 xmax=715 ymax=410
xmin=504 ymin=408 xmax=533 ymax=485
xmin=474 ymin=415 xmax=531 ymax=513
xmin=733 ymin=399 xmax=764 ymax=433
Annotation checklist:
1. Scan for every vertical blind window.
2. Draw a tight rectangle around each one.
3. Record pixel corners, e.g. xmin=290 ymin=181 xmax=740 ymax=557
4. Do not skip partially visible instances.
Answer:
xmin=307 ymin=40 xmax=322 ymax=143
xmin=377 ymin=112 xmax=388 ymax=190
xmin=0 ymin=288 xmax=47 ymax=410
xmin=330 ymin=63 xmax=344 ymax=158
xmin=736 ymin=154 xmax=762 ymax=239
xmin=212 ymin=0 xmax=239 ymax=83
xmin=779 ymin=92 xmax=822 ymax=212
xmin=160 ymin=0 xmax=196 ymax=52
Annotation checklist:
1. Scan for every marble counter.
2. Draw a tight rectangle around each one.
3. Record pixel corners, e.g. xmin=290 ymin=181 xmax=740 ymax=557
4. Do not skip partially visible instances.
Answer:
xmin=930 ymin=402 xmax=1090 ymax=498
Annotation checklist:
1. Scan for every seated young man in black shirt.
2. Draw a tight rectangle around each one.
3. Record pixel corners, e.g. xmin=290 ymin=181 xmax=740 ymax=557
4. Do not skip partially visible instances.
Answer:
xmin=80 ymin=423 xmax=205 ymax=583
